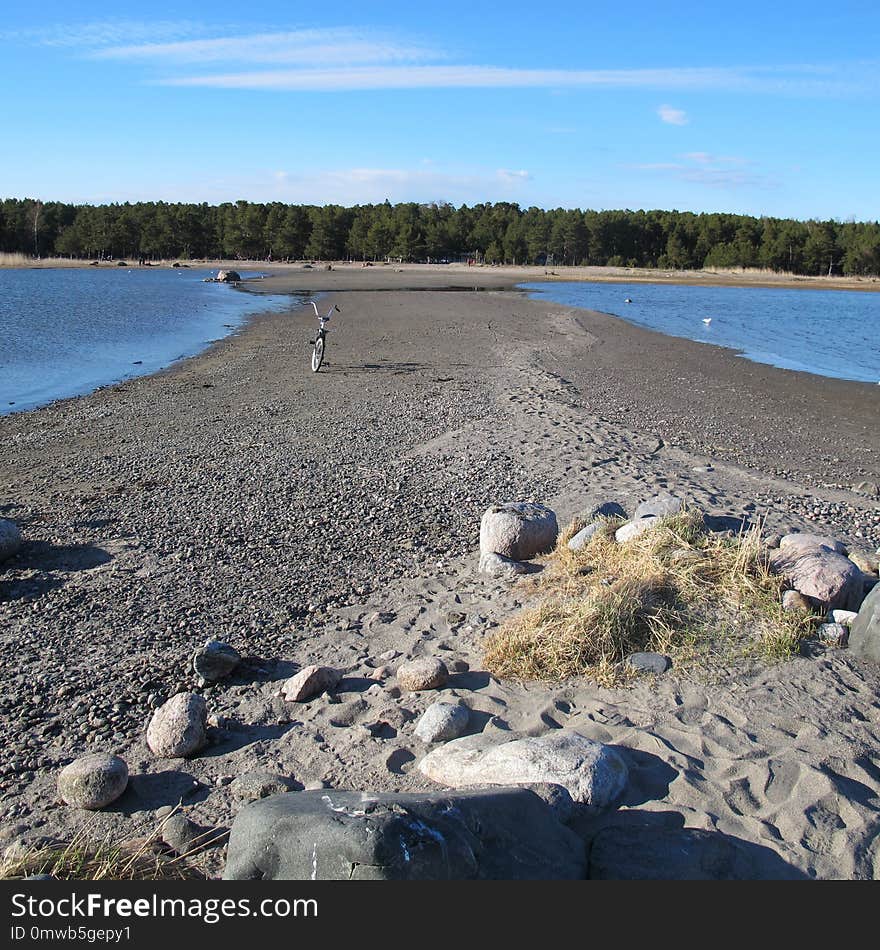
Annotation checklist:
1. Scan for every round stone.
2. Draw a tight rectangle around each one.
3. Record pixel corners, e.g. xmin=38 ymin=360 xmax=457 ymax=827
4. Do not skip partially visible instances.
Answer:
xmin=192 ymin=640 xmax=241 ymax=683
xmin=57 ymin=753 xmax=129 ymax=809
xmin=397 ymin=657 xmax=449 ymax=691
xmin=414 ymin=702 xmax=470 ymax=743
xmin=146 ymin=692 xmax=207 ymax=758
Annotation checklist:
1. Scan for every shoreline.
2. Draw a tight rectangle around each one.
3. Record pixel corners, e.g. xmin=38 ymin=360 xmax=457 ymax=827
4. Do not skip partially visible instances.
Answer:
xmin=5 ymin=257 xmax=880 ymax=294
xmin=1 ymin=276 xmax=879 ymax=880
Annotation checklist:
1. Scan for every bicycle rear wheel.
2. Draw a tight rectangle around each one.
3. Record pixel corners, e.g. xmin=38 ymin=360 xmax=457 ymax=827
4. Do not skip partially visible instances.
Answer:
xmin=311 ymin=335 xmax=325 ymax=372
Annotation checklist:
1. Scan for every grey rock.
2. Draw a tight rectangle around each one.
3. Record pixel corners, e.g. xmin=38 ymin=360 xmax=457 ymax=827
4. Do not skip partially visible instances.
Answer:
xmin=515 ymin=782 xmax=575 ymax=824
xmin=146 ymin=692 xmax=207 ymax=758
xmin=479 ymin=502 xmax=558 ymax=560
xmin=478 ymin=551 xmax=533 ymax=578
xmin=397 ymin=657 xmax=449 ymax=691
xmin=848 ymin=583 xmax=880 ymax=665
xmin=0 ymin=518 xmax=22 ymax=563
xmin=282 ymin=665 xmax=341 ymax=702
xmin=223 ymin=787 xmax=586 ymax=880
xmin=778 ymin=533 xmax=848 ymax=556
xmin=567 ymin=522 xmax=601 ymax=551
xmin=414 ymin=702 xmax=470 ymax=743
xmin=848 ymin=551 xmax=879 ymax=575
xmin=770 ymin=534 xmax=864 ymax=611
xmin=216 ymin=269 xmax=241 ymax=282
xmin=816 ymin=622 xmax=848 ymax=646
xmin=588 ymin=823 xmax=805 ymax=880
xmin=781 ymin=589 xmax=814 ymax=614
xmin=633 ymin=493 xmax=683 ymax=520
xmin=615 ymin=517 xmax=659 ymax=543
xmin=160 ymin=813 xmax=225 ymax=855
xmin=625 ymin=652 xmax=671 ymax=674
xmin=418 ymin=730 xmax=628 ymax=808
xmin=57 ymin=753 xmax=128 ymax=809
xmin=192 ymin=640 xmax=241 ymax=684
xmin=231 ymin=770 xmax=298 ymax=803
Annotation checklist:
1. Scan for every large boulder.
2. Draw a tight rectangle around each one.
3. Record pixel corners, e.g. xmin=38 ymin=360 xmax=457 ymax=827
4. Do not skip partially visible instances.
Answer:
xmin=146 ymin=692 xmax=207 ymax=758
xmin=769 ymin=534 xmax=865 ymax=611
xmin=216 ymin=269 xmax=241 ymax=282
xmin=57 ymin=753 xmax=129 ymax=810
xmin=418 ymin=730 xmax=628 ymax=808
xmin=223 ymin=787 xmax=586 ymax=880
xmin=588 ymin=823 xmax=805 ymax=880
xmin=0 ymin=519 xmax=22 ymax=563
xmin=479 ymin=503 xmax=558 ymax=561
xmin=847 ymin=584 xmax=880 ymax=665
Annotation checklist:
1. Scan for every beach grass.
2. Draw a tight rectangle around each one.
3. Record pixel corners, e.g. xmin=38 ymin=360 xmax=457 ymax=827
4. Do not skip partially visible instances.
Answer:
xmin=484 ymin=511 xmax=810 ymax=686
xmin=0 ymin=812 xmax=209 ymax=881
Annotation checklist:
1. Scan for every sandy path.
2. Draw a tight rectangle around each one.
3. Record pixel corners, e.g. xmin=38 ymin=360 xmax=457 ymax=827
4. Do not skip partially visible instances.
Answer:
xmin=1 ymin=273 xmax=879 ymax=879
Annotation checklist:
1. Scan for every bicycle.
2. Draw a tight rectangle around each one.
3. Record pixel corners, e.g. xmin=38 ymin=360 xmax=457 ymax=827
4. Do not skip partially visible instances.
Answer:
xmin=309 ymin=301 xmax=340 ymax=372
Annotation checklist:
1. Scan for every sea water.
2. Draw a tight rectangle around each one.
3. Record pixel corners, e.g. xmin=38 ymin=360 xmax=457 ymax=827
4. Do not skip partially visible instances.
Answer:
xmin=520 ymin=281 xmax=880 ymax=384
xmin=0 ymin=268 xmax=297 ymax=414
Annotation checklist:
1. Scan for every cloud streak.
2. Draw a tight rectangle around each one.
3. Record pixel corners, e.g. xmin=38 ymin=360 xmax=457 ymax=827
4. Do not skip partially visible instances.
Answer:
xmin=658 ymin=104 xmax=688 ymax=125
xmin=91 ymin=28 xmax=438 ymax=66
xmin=7 ymin=22 xmax=876 ymax=99
xmin=625 ymin=152 xmax=777 ymax=190
xmin=150 ymin=62 xmax=875 ymax=95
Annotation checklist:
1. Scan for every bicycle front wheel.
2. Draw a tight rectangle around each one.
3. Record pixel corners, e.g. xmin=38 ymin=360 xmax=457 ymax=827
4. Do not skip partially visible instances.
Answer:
xmin=311 ymin=335 xmax=325 ymax=372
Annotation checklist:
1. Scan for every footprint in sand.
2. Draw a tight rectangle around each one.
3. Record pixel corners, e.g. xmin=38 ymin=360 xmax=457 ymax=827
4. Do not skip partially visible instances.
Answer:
xmin=802 ymin=797 xmax=848 ymax=856
xmin=763 ymin=758 xmax=802 ymax=805
xmin=723 ymin=776 xmax=763 ymax=817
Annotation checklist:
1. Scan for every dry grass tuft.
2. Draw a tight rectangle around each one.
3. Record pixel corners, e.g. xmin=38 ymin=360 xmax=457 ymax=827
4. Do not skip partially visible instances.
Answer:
xmin=0 ymin=811 xmax=209 ymax=881
xmin=485 ymin=510 xmax=809 ymax=686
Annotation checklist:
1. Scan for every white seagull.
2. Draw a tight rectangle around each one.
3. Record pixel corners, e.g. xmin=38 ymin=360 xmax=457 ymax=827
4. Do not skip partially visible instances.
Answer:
xmin=702 ymin=317 xmax=712 ymax=325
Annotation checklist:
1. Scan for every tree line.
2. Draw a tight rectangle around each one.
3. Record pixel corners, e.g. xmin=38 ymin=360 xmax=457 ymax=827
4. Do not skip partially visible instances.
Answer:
xmin=2 ymin=197 xmax=879 ymax=276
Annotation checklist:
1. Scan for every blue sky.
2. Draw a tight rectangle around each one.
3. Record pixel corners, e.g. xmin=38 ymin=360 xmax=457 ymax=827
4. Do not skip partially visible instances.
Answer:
xmin=3 ymin=1 xmax=878 ymax=220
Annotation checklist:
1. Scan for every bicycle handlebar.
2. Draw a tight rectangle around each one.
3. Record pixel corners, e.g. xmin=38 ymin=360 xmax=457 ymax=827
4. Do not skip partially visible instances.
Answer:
xmin=309 ymin=302 xmax=341 ymax=318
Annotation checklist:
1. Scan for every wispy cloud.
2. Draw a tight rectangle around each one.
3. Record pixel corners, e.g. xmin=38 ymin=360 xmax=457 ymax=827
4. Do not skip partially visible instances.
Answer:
xmin=91 ymin=28 xmax=438 ymax=66
xmin=153 ymin=62 xmax=871 ymax=94
xmin=625 ymin=152 xmax=777 ymax=190
xmin=0 ymin=19 xmax=214 ymax=48
xmin=497 ymin=169 xmax=531 ymax=182
xmin=658 ymin=104 xmax=688 ymax=125
xmin=7 ymin=22 xmax=877 ymax=99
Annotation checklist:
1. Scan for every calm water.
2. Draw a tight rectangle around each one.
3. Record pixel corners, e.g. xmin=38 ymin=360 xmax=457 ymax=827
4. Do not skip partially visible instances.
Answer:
xmin=521 ymin=281 xmax=880 ymax=384
xmin=0 ymin=268 xmax=296 ymax=414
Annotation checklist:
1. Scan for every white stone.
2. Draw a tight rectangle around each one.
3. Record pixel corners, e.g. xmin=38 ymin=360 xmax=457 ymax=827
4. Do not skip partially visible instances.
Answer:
xmin=418 ymin=730 xmax=628 ymax=808
xmin=615 ymin=517 xmax=660 ymax=543
xmin=479 ymin=502 xmax=558 ymax=560
xmin=414 ymin=702 xmax=470 ymax=743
